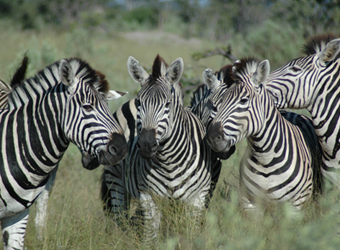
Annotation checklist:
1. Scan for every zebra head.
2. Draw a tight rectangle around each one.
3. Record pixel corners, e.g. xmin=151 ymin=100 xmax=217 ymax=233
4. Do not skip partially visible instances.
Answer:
xmin=127 ymin=55 xmax=184 ymax=159
xmin=59 ymin=59 xmax=128 ymax=165
xmin=206 ymin=58 xmax=270 ymax=153
xmin=265 ymin=33 xmax=340 ymax=110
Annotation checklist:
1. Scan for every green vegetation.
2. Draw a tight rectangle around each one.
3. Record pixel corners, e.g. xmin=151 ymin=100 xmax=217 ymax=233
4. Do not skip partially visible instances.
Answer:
xmin=0 ymin=1 xmax=339 ymax=249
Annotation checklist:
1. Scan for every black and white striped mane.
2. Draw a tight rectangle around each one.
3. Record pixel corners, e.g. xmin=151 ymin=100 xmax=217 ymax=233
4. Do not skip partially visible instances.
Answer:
xmin=302 ymin=33 xmax=339 ymax=56
xmin=149 ymin=54 xmax=183 ymax=96
xmin=151 ymin=54 xmax=168 ymax=81
xmin=10 ymin=55 xmax=29 ymax=88
xmin=6 ymin=57 xmax=108 ymax=107
xmin=232 ymin=57 xmax=258 ymax=81
xmin=215 ymin=64 xmax=234 ymax=87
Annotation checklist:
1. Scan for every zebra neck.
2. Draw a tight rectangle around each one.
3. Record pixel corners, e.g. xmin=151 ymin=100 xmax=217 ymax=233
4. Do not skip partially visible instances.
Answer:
xmin=2 ymin=86 xmax=69 ymax=177
xmin=249 ymin=108 xmax=289 ymax=155
xmin=158 ymin=108 xmax=204 ymax=161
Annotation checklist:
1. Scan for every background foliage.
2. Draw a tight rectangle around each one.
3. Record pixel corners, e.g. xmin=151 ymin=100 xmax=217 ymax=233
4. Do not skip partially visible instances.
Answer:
xmin=0 ymin=0 xmax=339 ymax=249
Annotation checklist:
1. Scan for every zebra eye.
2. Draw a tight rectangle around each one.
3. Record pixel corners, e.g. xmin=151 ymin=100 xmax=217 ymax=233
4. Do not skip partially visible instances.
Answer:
xmin=165 ymin=101 xmax=171 ymax=108
xmin=83 ymin=104 xmax=93 ymax=112
xmin=240 ymin=97 xmax=248 ymax=104
xmin=290 ymin=66 xmax=302 ymax=72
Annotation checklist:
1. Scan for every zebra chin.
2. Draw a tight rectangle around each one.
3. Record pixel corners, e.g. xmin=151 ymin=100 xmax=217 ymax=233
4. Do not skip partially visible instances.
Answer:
xmin=138 ymin=149 xmax=157 ymax=159
xmin=209 ymin=141 xmax=234 ymax=154
xmin=81 ymin=151 xmax=100 ymax=170
xmin=137 ymin=128 xmax=159 ymax=159
xmin=97 ymin=133 xmax=128 ymax=165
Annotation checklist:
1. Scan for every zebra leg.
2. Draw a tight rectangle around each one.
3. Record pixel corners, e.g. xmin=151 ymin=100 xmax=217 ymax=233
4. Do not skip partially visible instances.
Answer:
xmin=241 ymin=196 xmax=264 ymax=219
xmin=1 ymin=209 xmax=29 ymax=250
xmin=101 ymin=164 xmax=129 ymax=227
xmin=139 ymin=192 xmax=161 ymax=244
xmin=34 ymin=166 xmax=58 ymax=240
xmin=188 ymin=194 xmax=207 ymax=233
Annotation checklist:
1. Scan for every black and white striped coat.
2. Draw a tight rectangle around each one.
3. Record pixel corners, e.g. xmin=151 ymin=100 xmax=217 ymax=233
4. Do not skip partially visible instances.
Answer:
xmin=265 ymin=33 xmax=340 ymax=188
xmin=0 ymin=57 xmax=127 ymax=250
xmin=115 ymin=55 xmax=215 ymax=241
xmin=100 ymin=59 xmax=238 ymax=233
xmin=204 ymin=58 xmax=322 ymax=214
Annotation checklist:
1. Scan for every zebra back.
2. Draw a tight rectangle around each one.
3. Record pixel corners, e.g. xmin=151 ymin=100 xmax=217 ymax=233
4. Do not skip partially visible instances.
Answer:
xmin=265 ymin=33 xmax=340 ymax=188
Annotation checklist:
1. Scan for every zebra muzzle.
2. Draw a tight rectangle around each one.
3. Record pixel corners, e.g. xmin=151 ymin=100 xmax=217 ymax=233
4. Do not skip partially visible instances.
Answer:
xmin=207 ymin=122 xmax=231 ymax=153
xmin=99 ymin=133 xmax=128 ymax=165
xmin=137 ymin=128 xmax=158 ymax=159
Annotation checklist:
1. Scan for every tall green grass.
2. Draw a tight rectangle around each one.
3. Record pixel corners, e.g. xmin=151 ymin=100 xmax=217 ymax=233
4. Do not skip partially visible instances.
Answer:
xmin=0 ymin=21 xmax=338 ymax=249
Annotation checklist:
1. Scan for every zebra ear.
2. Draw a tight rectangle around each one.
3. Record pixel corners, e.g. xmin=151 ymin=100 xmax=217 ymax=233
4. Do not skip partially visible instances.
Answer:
xmin=253 ymin=59 xmax=270 ymax=86
xmin=318 ymin=38 xmax=340 ymax=65
xmin=165 ymin=57 xmax=184 ymax=84
xmin=202 ymin=68 xmax=220 ymax=92
xmin=127 ymin=56 xmax=149 ymax=85
xmin=103 ymin=90 xmax=128 ymax=101
xmin=59 ymin=59 xmax=76 ymax=89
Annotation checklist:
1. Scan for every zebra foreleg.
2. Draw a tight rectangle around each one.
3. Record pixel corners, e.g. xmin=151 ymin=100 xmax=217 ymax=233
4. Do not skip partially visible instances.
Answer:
xmin=139 ymin=192 xmax=161 ymax=245
xmin=1 ymin=209 xmax=29 ymax=250
xmin=101 ymin=165 xmax=129 ymax=228
xmin=34 ymin=167 xmax=58 ymax=240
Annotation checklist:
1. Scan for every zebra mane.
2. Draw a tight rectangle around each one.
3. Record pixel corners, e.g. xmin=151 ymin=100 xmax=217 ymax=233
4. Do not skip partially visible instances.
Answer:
xmin=10 ymin=54 xmax=29 ymax=88
xmin=232 ymin=57 xmax=258 ymax=81
xmin=215 ymin=64 xmax=234 ymax=87
xmin=152 ymin=54 xmax=168 ymax=80
xmin=6 ymin=58 xmax=104 ymax=107
xmin=94 ymin=70 xmax=110 ymax=94
xmin=302 ymin=33 xmax=339 ymax=55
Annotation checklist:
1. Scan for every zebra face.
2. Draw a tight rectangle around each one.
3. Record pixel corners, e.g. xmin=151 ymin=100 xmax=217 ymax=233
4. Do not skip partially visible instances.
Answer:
xmin=265 ymin=36 xmax=340 ymax=111
xmin=135 ymin=88 xmax=173 ymax=159
xmin=127 ymin=55 xmax=184 ymax=159
xmin=206 ymin=59 xmax=270 ymax=153
xmin=59 ymin=59 xmax=128 ymax=165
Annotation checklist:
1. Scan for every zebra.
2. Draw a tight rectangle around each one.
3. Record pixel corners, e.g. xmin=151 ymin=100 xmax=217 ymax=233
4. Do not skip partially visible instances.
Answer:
xmin=0 ymin=57 xmax=107 ymax=240
xmin=100 ymin=57 xmax=237 ymax=236
xmin=204 ymin=58 xmax=323 ymax=215
xmin=264 ymin=33 xmax=340 ymax=189
xmin=0 ymin=80 xmax=11 ymax=110
xmin=0 ymin=56 xmax=128 ymax=250
xmin=102 ymin=54 xmax=217 ymax=243
xmin=100 ymin=65 xmax=236 ymax=224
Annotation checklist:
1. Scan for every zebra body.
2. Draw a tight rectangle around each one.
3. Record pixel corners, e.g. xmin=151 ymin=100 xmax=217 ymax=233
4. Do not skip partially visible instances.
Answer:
xmin=265 ymin=33 xmax=340 ymax=188
xmin=205 ymin=58 xmax=322 ymax=214
xmin=0 ymin=57 xmax=127 ymax=250
xmin=121 ymin=55 xmax=214 ymax=241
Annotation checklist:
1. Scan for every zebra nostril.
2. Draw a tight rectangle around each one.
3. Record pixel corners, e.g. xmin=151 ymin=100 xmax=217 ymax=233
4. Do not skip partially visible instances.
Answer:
xmin=108 ymin=143 xmax=117 ymax=156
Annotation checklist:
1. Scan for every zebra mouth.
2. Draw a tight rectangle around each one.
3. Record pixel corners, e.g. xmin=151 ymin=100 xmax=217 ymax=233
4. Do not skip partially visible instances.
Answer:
xmin=81 ymin=151 xmax=100 ymax=170
xmin=210 ymin=139 xmax=234 ymax=154
xmin=213 ymin=145 xmax=236 ymax=160
xmin=138 ymin=148 xmax=157 ymax=159
xmin=98 ymin=133 xmax=128 ymax=165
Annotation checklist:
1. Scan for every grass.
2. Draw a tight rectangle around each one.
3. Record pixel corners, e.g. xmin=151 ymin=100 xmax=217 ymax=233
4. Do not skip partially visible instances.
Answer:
xmin=0 ymin=21 xmax=339 ymax=249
